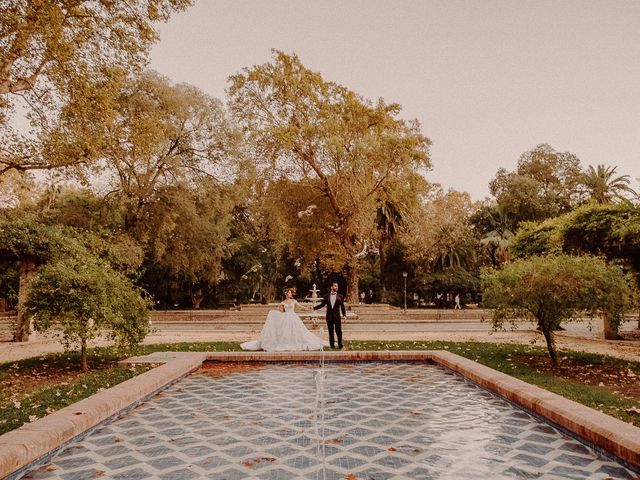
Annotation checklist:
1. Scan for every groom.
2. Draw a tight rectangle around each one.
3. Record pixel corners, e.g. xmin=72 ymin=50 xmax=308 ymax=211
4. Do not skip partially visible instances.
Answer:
xmin=313 ymin=281 xmax=346 ymax=349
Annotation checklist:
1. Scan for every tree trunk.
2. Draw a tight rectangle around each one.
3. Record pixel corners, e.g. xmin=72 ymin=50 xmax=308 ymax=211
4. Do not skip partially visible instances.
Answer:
xmin=345 ymin=260 xmax=359 ymax=305
xmin=81 ymin=338 xmax=88 ymax=371
xmin=379 ymin=237 xmax=386 ymax=291
xmin=602 ymin=310 xmax=620 ymax=340
xmin=14 ymin=256 xmax=38 ymax=342
xmin=541 ymin=328 xmax=557 ymax=366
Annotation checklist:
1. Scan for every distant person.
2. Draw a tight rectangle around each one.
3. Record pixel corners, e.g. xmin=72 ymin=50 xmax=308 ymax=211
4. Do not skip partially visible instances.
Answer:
xmin=454 ymin=293 xmax=461 ymax=309
xmin=368 ymin=289 xmax=374 ymax=304
xmin=360 ymin=291 xmax=366 ymax=304
xmin=314 ymin=281 xmax=347 ymax=349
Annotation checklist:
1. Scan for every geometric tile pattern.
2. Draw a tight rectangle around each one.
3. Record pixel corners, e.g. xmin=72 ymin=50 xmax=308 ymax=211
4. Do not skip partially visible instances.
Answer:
xmin=20 ymin=362 xmax=637 ymax=479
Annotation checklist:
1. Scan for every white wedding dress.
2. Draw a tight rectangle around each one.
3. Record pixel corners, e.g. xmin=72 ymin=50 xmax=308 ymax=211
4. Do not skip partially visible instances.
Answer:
xmin=240 ymin=300 xmax=326 ymax=351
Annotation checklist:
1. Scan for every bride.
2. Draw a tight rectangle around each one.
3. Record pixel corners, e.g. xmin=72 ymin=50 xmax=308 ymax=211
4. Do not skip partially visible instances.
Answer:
xmin=240 ymin=288 xmax=326 ymax=351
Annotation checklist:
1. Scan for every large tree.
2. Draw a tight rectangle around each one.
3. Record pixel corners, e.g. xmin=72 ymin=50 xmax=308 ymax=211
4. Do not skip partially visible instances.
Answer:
xmin=1 ymin=0 xmax=191 ymax=176
xmin=489 ymin=144 xmax=582 ymax=225
xmin=137 ymin=180 xmax=242 ymax=307
xmin=403 ymin=189 xmax=478 ymax=274
xmin=90 ymin=71 xmax=244 ymax=234
xmin=228 ymin=51 xmax=431 ymax=301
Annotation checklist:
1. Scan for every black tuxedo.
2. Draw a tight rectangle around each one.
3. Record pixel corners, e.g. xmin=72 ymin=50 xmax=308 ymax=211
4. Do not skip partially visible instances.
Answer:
xmin=313 ymin=292 xmax=346 ymax=348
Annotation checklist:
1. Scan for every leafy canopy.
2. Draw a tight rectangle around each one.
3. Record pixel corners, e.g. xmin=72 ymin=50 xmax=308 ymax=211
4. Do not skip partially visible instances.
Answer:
xmin=26 ymin=255 xmax=151 ymax=367
xmin=511 ymin=202 xmax=640 ymax=276
xmin=482 ymin=254 xmax=631 ymax=364
xmin=228 ymin=50 xmax=431 ymax=260
xmin=1 ymin=0 xmax=192 ymax=175
xmin=489 ymin=143 xmax=582 ymax=225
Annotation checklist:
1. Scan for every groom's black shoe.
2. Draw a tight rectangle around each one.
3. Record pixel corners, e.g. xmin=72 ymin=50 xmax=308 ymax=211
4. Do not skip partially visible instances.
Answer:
xmin=338 ymin=345 xmax=343 ymax=349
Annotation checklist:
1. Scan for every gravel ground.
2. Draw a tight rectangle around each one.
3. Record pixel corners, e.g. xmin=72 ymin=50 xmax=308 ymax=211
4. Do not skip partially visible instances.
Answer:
xmin=1 ymin=321 xmax=639 ymax=364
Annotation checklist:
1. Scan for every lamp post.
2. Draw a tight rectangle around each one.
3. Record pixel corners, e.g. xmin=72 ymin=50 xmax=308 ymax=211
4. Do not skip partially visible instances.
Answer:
xmin=402 ymin=271 xmax=408 ymax=314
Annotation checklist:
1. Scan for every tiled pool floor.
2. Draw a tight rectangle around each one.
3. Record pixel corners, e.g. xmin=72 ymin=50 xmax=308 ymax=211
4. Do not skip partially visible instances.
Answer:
xmin=21 ymin=362 xmax=637 ymax=479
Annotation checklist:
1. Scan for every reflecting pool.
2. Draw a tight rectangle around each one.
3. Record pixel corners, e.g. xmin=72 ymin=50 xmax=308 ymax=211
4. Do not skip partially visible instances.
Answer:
xmin=21 ymin=362 xmax=637 ymax=479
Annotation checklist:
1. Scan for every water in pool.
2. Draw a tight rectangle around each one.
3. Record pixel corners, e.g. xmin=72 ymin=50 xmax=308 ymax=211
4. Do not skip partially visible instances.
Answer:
xmin=21 ymin=362 xmax=638 ymax=479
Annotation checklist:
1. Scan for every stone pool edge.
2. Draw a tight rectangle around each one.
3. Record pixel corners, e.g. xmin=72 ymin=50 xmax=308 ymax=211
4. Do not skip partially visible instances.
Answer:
xmin=0 ymin=352 xmax=206 ymax=479
xmin=0 ymin=349 xmax=638 ymax=479
xmin=430 ymin=349 xmax=640 ymax=471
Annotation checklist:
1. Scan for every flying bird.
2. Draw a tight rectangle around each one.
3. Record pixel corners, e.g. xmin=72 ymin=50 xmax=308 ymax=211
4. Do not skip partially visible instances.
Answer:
xmin=297 ymin=204 xmax=317 ymax=218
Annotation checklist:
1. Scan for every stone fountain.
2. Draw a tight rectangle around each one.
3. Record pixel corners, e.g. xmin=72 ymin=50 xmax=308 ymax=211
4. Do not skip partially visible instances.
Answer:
xmin=305 ymin=283 xmax=321 ymax=302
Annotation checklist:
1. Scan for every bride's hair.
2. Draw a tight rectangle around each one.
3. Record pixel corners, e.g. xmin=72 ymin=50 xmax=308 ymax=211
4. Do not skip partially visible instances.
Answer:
xmin=283 ymin=287 xmax=296 ymax=298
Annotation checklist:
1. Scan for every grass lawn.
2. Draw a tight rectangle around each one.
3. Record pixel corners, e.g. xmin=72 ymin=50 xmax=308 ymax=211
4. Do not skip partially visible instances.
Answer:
xmin=0 ymin=340 xmax=638 ymax=436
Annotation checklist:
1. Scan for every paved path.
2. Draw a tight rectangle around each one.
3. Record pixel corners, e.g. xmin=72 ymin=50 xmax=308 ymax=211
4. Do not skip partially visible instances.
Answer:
xmin=1 ymin=318 xmax=639 ymax=364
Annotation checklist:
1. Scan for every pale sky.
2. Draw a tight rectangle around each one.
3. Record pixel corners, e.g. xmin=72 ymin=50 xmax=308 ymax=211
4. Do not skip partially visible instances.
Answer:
xmin=150 ymin=0 xmax=640 ymax=201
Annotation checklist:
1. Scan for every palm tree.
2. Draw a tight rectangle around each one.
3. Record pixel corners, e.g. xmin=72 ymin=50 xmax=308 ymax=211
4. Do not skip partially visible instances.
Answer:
xmin=432 ymin=242 xmax=476 ymax=271
xmin=581 ymin=165 xmax=636 ymax=204
xmin=481 ymin=229 xmax=514 ymax=267
xmin=480 ymin=205 xmax=515 ymax=267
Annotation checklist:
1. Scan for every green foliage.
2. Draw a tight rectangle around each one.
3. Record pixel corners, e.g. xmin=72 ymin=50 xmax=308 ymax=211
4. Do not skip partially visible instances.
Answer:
xmin=510 ymin=202 xmax=640 ymax=278
xmin=471 ymin=204 xmax=515 ymax=267
xmin=97 ymin=71 xmax=245 ymax=234
xmin=143 ymin=182 xmax=239 ymax=282
xmin=39 ymin=188 xmax=126 ymax=232
xmin=135 ymin=180 xmax=248 ymax=307
xmin=404 ymin=189 xmax=478 ymax=273
xmin=0 ymin=259 xmax=19 ymax=307
xmin=0 ymin=212 xmax=143 ymax=274
xmin=25 ymin=256 xmax=151 ymax=358
xmin=417 ymin=267 xmax=480 ymax=299
xmin=579 ymin=164 xmax=636 ymax=204
xmin=1 ymin=0 xmax=192 ymax=175
xmin=378 ymin=238 xmax=411 ymax=293
xmin=563 ymin=202 xmax=640 ymax=264
xmin=510 ymin=219 xmax=564 ymax=258
xmin=482 ymin=255 xmax=631 ymax=364
xmin=489 ymin=144 xmax=582 ymax=225
xmin=0 ymin=215 xmax=69 ymax=263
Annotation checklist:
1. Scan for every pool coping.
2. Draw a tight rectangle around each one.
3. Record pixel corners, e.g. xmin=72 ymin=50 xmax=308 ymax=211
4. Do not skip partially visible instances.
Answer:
xmin=0 ymin=350 xmax=638 ymax=479
xmin=0 ymin=352 xmax=206 ymax=480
